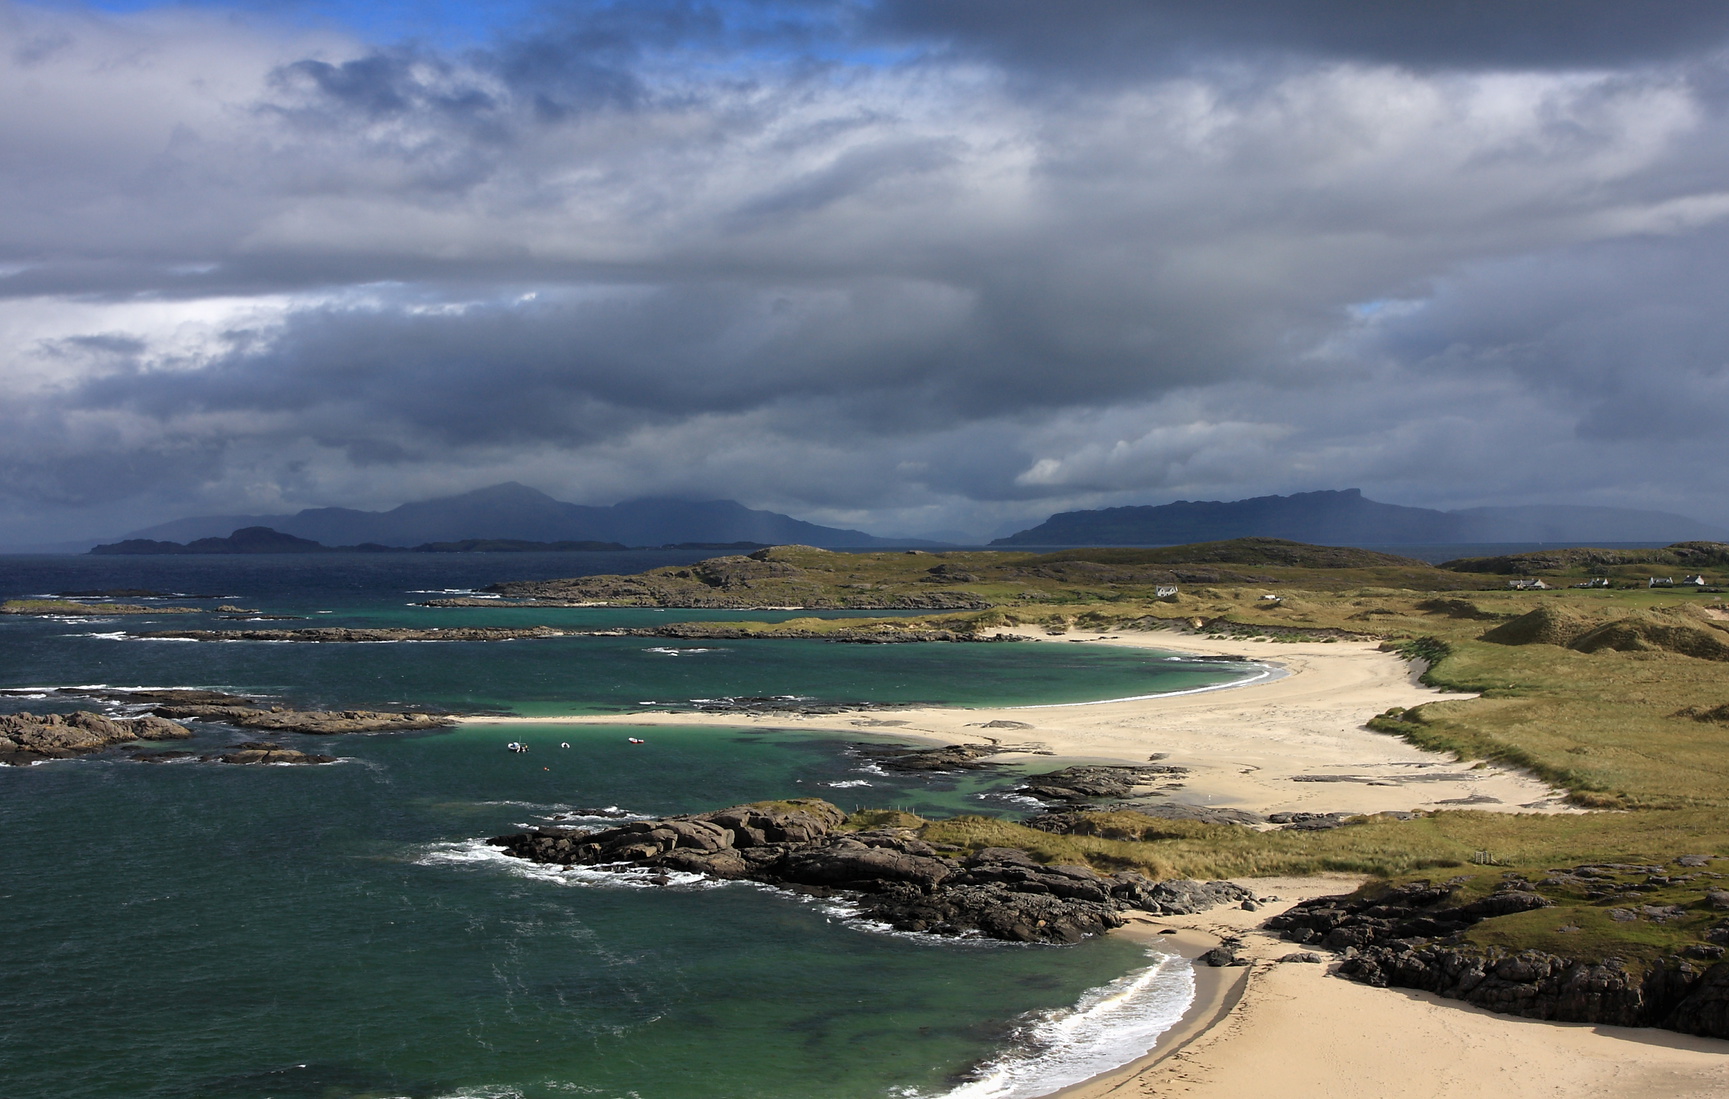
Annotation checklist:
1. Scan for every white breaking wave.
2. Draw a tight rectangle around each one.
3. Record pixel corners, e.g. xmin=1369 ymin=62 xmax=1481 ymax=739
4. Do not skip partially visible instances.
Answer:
xmin=922 ymin=950 xmax=1195 ymax=1099
xmin=1009 ymin=663 xmax=1280 ymax=709
xmin=825 ymin=779 xmax=873 ymax=788
xmin=415 ymin=838 xmax=718 ymax=891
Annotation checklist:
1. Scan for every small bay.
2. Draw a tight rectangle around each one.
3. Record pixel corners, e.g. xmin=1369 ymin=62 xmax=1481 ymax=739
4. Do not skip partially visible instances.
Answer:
xmin=0 ymin=554 xmax=1252 ymax=1099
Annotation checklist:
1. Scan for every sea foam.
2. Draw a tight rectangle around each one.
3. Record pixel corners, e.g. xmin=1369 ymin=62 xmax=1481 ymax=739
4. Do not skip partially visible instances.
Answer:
xmin=920 ymin=949 xmax=1195 ymax=1099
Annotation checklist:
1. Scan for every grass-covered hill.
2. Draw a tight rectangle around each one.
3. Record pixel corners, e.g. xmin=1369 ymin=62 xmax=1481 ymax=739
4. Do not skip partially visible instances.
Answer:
xmin=1442 ymin=541 xmax=1729 ymax=577
xmin=472 ymin=538 xmax=1482 ymax=609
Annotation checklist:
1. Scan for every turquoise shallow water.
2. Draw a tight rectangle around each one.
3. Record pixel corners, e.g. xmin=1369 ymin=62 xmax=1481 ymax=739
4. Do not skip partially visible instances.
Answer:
xmin=0 ymin=555 xmax=1249 ymax=1099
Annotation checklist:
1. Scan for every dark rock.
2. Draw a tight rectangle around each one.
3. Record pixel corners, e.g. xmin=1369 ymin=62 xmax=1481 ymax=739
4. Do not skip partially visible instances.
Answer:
xmin=1267 ymin=812 xmax=1356 ymax=831
xmin=1198 ymin=947 xmax=1238 ymax=967
xmin=1132 ymin=804 xmax=1267 ymax=826
xmin=1269 ymin=876 xmax=1729 ymax=1039
xmin=205 ymin=748 xmax=338 ymax=765
xmin=153 ymin=704 xmax=452 ymax=734
xmin=487 ymin=798 xmax=1251 ymax=944
xmin=851 ymin=742 xmax=1002 ymax=772
xmin=1279 ymin=952 xmax=1323 ymax=963
xmin=1015 ymin=763 xmax=1189 ymax=803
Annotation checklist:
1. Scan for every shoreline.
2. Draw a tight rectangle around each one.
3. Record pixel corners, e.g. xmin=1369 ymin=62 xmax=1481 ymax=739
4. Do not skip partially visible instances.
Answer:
xmin=1069 ymin=877 xmax=1729 ymax=1099
xmin=454 ymin=625 xmax=1729 ymax=1096
xmin=460 ymin=626 xmax=1570 ymax=817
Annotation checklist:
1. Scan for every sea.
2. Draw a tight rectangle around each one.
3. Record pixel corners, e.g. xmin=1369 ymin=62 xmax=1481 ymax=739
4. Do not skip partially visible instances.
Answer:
xmin=0 ymin=552 xmax=1256 ymax=1099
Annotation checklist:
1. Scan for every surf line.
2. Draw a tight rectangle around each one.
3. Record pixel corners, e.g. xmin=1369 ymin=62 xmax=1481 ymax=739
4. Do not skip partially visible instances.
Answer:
xmin=1007 ymin=662 xmax=1281 ymax=710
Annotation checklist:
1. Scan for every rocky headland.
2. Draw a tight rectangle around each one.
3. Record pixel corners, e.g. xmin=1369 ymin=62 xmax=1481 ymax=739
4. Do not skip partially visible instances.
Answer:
xmin=488 ymin=798 xmax=1254 ymax=944
xmin=1265 ymin=863 xmax=1729 ymax=1039
xmin=475 ymin=547 xmax=994 ymax=610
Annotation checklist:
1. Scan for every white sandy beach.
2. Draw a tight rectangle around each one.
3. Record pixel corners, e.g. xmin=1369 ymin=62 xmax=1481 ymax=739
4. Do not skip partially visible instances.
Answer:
xmin=463 ymin=626 xmax=1570 ymax=815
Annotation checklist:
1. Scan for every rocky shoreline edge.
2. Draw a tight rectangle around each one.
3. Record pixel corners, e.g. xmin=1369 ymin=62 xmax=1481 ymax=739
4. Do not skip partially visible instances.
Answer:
xmin=488 ymin=789 xmax=1729 ymax=1043
xmin=488 ymin=797 xmax=1256 ymax=944
xmin=1269 ymin=868 xmax=1729 ymax=1039
xmin=0 ymin=687 xmax=453 ymax=766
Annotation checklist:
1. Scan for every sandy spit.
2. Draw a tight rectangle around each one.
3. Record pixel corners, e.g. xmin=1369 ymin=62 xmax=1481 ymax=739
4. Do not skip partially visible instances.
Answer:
xmin=461 ymin=626 xmax=1569 ymax=816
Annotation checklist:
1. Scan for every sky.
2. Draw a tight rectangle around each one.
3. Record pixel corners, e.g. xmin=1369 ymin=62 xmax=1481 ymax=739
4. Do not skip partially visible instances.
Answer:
xmin=4 ymin=0 xmax=1729 ymax=545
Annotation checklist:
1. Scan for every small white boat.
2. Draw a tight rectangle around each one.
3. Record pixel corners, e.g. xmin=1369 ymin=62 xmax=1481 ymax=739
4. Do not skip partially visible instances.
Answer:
xmin=628 ymin=737 xmax=646 ymax=745
xmin=506 ymin=741 xmax=528 ymax=753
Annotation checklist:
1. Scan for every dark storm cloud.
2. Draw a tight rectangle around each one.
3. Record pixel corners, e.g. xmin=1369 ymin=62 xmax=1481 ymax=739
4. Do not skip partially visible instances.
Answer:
xmin=868 ymin=0 xmax=1729 ymax=75
xmin=3 ymin=0 xmax=1729 ymax=543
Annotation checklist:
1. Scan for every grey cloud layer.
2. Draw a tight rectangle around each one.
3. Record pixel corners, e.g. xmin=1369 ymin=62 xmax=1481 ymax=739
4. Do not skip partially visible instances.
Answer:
xmin=2 ymin=0 xmax=1728 ymax=542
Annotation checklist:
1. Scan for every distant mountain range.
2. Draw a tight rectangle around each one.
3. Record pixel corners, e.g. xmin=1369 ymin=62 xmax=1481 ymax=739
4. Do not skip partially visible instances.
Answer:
xmin=113 ymin=483 xmax=921 ymax=551
xmin=992 ymin=489 xmax=1729 ymax=547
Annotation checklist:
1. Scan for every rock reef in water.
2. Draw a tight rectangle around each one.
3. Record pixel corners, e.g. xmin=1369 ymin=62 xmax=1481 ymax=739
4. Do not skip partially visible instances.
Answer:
xmin=133 ymin=626 xmax=572 ymax=643
xmin=0 ymin=688 xmax=454 ymax=764
xmin=488 ymin=798 xmax=1253 ymax=944
xmin=154 ymin=703 xmax=452 ymax=734
xmin=1 ymin=599 xmax=202 ymax=616
xmin=0 ymin=711 xmax=191 ymax=765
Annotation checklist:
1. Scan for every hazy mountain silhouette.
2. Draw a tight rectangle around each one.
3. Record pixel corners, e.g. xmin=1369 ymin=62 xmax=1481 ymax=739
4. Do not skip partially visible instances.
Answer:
xmin=992 ymin=489 xmax=1729 ymax=546
xmin=123 ymin=483 xmax=912 ymax=549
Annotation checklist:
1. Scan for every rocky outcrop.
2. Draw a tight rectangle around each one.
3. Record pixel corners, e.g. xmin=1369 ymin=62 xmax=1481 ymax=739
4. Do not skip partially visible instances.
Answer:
xmin=200 ymin=740 xmax=337 ymax=765
xmin=133 ymin=626 xmax=571 ymax=642
xmin=0 ymin=711 xmax=190 ymax=765
xmin=488 ymin=798 xmax=1253 ymax=944
xmin=1015 ymin=763 xmax=1189 ymax=804
xmin=1 ymin=599 xmax=201 ymax=616
xmin=849 ymin=742 xmax=1009 ymax=772
xmin=1266 ymin=876 xmax=1729 ymax=1038
xmin=151 ymin=704 xmax=452 ymax=734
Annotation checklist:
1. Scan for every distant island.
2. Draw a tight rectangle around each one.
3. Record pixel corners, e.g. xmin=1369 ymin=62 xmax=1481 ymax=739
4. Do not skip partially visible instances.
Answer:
xmin=992 ymin=488 xmax=1729 ymax=547
xmin=87 ymin=526 xmax=775 ymax=555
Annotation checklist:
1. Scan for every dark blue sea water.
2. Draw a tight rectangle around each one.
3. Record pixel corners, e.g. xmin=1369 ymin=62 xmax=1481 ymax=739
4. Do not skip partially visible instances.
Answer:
xmin=0 ymin=554 xmax=1241 ymax=1099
